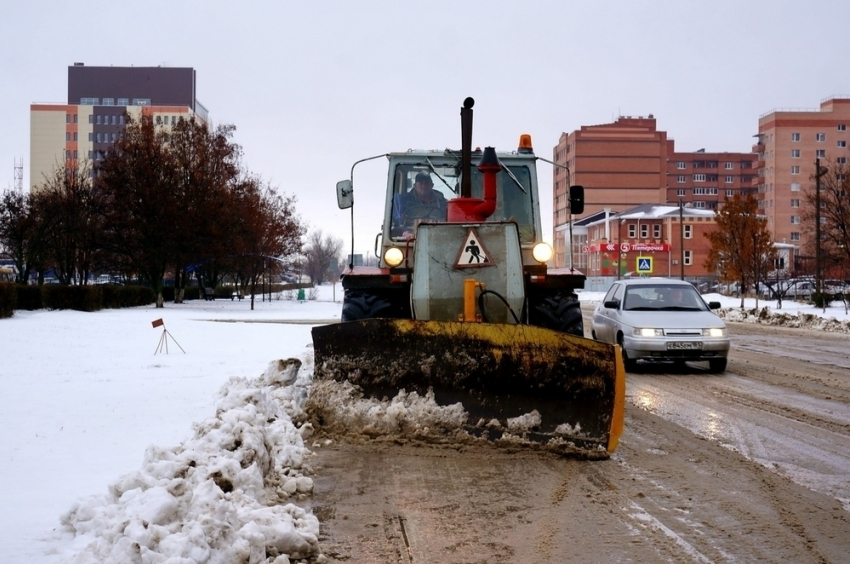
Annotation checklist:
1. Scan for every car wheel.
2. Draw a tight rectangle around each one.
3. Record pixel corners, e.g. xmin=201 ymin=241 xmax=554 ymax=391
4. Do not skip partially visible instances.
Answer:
xmin=708 ymin=357 xmax=727 ymax=373
xmin=618 ymin=333 xmax=638 ymax=372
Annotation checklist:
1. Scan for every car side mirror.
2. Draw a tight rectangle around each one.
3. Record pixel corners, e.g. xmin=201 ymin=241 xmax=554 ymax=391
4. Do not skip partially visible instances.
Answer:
xmin=604 ymin=299 xmax=619 ymax=309
xmin=336 ymin=179 xmax=353 ymax=209
xmin=708 ymin=301 xmax=721 ymax=310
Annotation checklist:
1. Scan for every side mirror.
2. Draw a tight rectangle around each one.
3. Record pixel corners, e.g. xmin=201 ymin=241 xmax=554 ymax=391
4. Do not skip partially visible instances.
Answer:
xmin=569 ymin=185 xmax=584 ymax=215
xmin=708 ymin=301 xmax=721 ymax=310
xmin=604 ymin=299 xmax=619 ymax=309
xmin=336 ymin=180 xmax=353 ymax=209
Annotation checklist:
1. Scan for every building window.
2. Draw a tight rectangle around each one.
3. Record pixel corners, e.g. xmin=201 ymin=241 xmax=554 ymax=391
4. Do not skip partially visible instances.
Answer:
xmin=80 ymin=97 xmax=98 ymax=105
xmin=119 ymin=115 xmax=125 ymax=125
xmin=684 ymin=225 xmax=692 ymax=239
xmin=73 ymin=132 xmax=77 ymax=141
xmin=839 ymin=124 xmax=847 ymax=131
xmin=111 ymin=133 xmax=117 ymax=142
xmin=791 ymin=166 xmax=800 ymax=174
xmin=790 ymin=232 xmax=800 ymax=241
xmin=791 ymin=132 xmax=800 ymax=141
xmin=838 ymin=140 xmax=847 ymax=148
xmin=653 ymin=224 xmax=661 ymax=238
xmin=73 ymin=114 xmax=77 ymax=123
xmin=628 ymin=224 xmax=636 ymax=238
xmin=741 ymin=161 xmax=750 ymax=169
xmin=103 ymin=98 xmax=114 ymax=106
xmin=817 ymin=133 xmax=826 ymax=142
xmin=725 ymin=176 xmax=734 ymax=183
xmin=677 ymin=189 xmax=685 ymax=196
xmin=112 ymin=115 xmax=117 ymax=125
xmin=640 ymin=224 xmax=648 ymax=238
xmin=88 ymin=133 xmax=93 ymax=142
xmin=96 ymin=115 xmax=101 ymax=125
xmin=677 ymin=175 xmax=686 ymax=183
xmin=677 ymin=162 xmax=686 ymax=169
xmin=118 ymin=98 xmax=129 ymax=106
xmin=791 ymin=149 xmax=800 ymax=158
xmin=791 ymin=182 xmax=801 ymax=191
xmin=726 ymin=189 xmax=734 ymax=196
xmin=817 ymin=149 xmax=826 ymax=158
xmin=725 ymin=162 xmax=734 ymax=169
xmin=88 ymin=115 xmax=93 ymax=124
xmin=684 ymin=250 xmax=692 ymax=265
xmin=838 ymin=157 xmax=847 ymax=164
xmin=694 ymin=201 xmax=706 ymax=208
xmin=132 ymin=98 xmax=151 ymax=106
xmin=790 ymin=215 xmax=800 ymax=224
xmin=65 ymin=132 xmax=70 ymax=142
xmin=694 ymin=174 xmax=706 ymax=182
xmin=96 ymin=133 xmax=101 ymax=143
xmin=791 ymin=199 xmax=800 ymax=208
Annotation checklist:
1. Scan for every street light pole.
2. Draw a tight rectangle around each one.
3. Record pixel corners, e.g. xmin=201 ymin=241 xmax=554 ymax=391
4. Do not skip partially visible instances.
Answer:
xmin=815 ymin=158 xmax=827 ymax=298
xmin=679 ymin=198 xmax=685 ymax=280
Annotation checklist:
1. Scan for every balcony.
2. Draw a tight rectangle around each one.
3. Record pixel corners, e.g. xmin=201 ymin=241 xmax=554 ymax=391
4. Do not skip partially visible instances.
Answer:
xmin=753 ymin=160 xmax=765 ymax=169
xmin=752 ymin=143 xmax=765 ymax=153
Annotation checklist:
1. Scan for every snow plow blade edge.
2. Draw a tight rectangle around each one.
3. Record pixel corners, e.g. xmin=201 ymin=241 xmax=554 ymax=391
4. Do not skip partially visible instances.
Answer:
xmin=311 ymin=319 xmax=625 ymax=457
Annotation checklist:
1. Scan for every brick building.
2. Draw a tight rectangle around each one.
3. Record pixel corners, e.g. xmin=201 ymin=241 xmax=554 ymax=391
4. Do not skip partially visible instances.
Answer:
xmin=552 ymin=116 xmax=756 ymax=270
xmin=30 ymin=64 xmax=208 ymax=191
xmin=755 ymin=96 xmax=850 ymax=273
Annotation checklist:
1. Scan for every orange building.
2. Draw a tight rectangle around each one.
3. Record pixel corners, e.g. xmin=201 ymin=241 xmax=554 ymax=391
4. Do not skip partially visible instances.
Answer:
xmin=553 ymin=116 xmax=756 ymax=269
xmin=576 ymin=204 xmax=718 ymax=280
xmin=755 ymin=96 xmax=850 ymax=273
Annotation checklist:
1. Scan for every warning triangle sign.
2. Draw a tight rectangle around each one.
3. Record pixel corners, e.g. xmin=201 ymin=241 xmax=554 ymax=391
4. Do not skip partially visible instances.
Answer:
xmin=456 ymin=229 xmax=494 ymax=268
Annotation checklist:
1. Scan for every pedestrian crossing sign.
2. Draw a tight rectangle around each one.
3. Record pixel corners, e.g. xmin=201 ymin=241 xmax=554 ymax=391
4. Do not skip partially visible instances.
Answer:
xmin=455 ymin=228 xmax=493 ymax=268
xmin=636 ymin=256 xmax=653 ymax=274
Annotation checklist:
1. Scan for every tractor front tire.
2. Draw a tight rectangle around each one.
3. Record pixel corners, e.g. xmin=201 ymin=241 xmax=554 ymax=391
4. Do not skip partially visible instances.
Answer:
xmin=341 ymin=290 xmax=394 ymax=322
xmin=531 ymin=293 xmax=584 ymax=337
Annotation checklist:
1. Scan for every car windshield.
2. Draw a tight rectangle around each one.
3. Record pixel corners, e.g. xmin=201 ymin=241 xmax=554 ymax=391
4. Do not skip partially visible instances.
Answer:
xmin=390 ymin=162 xmax=535 ymax=240
xmin=623 ymin=284 xmax=707 ymax=311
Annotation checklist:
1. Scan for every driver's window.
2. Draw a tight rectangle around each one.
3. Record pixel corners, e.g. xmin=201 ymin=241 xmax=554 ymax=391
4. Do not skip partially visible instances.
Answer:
xmin=391 ymin=166 xmax=454 ymax=238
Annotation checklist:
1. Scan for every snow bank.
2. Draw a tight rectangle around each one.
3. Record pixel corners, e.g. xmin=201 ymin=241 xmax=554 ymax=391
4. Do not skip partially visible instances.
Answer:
xmin=58 ymin=359 xmax=320 ymax=564
xmin=718 ymin=306 xmax=850 ymax=333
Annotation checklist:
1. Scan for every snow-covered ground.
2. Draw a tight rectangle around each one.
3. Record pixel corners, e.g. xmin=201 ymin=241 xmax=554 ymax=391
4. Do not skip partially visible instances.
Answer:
xmin=2 ymin=284 xmax=849 ymax=563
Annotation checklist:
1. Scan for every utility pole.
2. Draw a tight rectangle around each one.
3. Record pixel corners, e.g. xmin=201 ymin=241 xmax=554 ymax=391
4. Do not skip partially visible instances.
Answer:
xmin=679 ymin=199 xmax=685 ymax=280
xmin=815 ymin=158 xmax=828 ymax=300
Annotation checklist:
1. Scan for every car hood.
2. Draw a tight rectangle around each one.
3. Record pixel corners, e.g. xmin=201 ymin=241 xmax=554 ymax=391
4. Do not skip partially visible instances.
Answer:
xmin=612 ymin=310 xmax=726 ymax=329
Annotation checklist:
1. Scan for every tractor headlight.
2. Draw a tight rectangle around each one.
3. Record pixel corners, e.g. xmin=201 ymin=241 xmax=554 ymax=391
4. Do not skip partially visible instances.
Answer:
xmin=384 ymin=247 xmax=404 ymax=267
xmin=532 ymin=242 xmax=554 ymax=263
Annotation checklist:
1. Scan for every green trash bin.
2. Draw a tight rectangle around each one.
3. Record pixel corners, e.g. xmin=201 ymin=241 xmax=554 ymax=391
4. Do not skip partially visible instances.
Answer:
xmin=297 ymin=288 xmax=305 ymax=301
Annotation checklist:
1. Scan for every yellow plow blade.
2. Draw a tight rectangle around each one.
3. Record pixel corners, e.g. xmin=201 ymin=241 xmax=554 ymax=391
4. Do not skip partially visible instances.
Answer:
xmin=311 ymin=319 xmax=624 ymax=457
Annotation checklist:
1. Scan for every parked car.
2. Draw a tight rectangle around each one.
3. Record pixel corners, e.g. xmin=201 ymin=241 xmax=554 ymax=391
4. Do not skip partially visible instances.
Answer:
xmin=591 ymin=278 xmax=730 ymax=373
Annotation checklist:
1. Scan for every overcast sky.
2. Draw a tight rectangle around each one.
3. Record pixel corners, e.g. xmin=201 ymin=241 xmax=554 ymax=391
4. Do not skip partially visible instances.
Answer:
xmin=3 ymin=1 xmax=850 ymax=254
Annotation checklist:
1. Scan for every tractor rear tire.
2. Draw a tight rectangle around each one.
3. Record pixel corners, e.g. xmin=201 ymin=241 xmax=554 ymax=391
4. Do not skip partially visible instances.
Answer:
xmin=532 ymin=294 xmax=583 ymax=337
xmin=341 ymin=290 xmax=394 ymax=322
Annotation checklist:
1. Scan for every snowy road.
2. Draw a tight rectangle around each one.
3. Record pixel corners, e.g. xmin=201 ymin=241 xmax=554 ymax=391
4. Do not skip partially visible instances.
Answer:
xmin=310 ymin=318 xmax=850 ymax=562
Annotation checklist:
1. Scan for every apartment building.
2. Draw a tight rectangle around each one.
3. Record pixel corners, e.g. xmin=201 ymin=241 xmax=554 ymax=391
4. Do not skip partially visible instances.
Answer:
xmin=755 ymin=96 xmax=850 ymax=270
xmin=30 ymin=64 xmax=208 ymax=191
xmin=552 ymin=116 xmax=755 ymax=269
xmin=665 ymin=148 xmax=758 ymax=209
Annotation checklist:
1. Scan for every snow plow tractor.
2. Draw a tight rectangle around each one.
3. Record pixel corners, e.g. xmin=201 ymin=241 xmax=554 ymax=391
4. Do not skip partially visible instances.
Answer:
xmin=310 ymin=98 xmax=625 ymax=457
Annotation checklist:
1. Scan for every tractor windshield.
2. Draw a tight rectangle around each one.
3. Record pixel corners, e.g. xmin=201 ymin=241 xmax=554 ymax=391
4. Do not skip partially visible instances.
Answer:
xmin=390 ymin=163 xmax=534 ymax=240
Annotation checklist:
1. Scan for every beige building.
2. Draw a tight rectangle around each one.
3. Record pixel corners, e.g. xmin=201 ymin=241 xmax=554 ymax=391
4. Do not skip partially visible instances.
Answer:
xmin=755 ymin=96 xmax=850 ymax=272
xmin=30 ymin=64 xmax=207 ymax=192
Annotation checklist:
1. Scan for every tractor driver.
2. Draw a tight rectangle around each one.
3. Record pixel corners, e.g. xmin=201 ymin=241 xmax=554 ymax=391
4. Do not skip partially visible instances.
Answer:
xmin=392 ymin=172 xmax=448 ymax=237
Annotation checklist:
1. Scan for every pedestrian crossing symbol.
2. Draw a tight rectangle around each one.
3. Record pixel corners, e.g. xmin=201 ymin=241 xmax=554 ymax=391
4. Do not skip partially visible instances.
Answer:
xmin=456 ymin=228 xmax=493 ymax=268
xmin=636 ymin=256 xmax=653 ymax=273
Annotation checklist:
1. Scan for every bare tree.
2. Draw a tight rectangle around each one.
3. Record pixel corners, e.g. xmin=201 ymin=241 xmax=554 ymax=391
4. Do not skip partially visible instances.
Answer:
xmin=303 ymin=230 xmax=344 ymax=286
xmin=801 ymin=159 xmax=850 ymax=281
xmin=705 ymin=194 xmax=777 ymax=308
xmin=0 ymin=189 xmax=49 ymax=284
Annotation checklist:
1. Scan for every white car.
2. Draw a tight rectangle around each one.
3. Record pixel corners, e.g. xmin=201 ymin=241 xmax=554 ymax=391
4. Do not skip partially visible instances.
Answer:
xmin=591 ymin=278 xmax=730 ymax=372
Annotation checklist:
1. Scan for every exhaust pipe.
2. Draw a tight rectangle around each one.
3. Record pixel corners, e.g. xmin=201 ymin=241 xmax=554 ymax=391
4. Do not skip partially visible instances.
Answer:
xmin=448 ymin=98 xmax=501 ymax=222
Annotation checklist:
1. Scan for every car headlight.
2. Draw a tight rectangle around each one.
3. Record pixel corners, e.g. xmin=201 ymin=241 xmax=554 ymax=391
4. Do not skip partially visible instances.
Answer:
xmin=532 ymin=242 xmax=554 ymax=263
xmin=384 ymin=247 xmax=404 ymax=267
xmin=703 ymin=328 xmax=727 ymax=337
xmin=635 ymin=328 xmax=664 ymax=337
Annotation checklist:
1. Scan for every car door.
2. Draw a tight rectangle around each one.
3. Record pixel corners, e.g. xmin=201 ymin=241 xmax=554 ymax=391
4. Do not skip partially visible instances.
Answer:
xmin=593 ymin=282 xmax=625 ymax=343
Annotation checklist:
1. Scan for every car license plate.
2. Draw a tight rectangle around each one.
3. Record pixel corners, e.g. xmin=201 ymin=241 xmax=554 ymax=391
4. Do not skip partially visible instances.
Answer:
xmin=667 ymin=341 xmax=703 ymax=350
